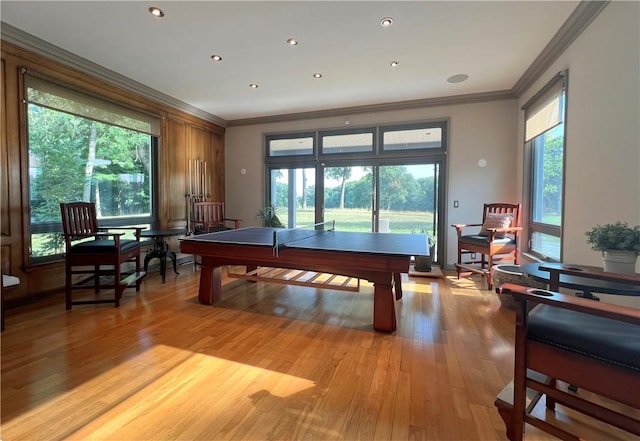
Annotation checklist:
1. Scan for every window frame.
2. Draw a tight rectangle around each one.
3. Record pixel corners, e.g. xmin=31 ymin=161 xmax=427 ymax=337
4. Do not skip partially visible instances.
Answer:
xmin=264 ymin=120 xmax=448 ymax=264
xmin=23 ymin=71 xmax=160 ymax=265
xmin=523 ymin=70 xmax=568 ymax=262
xmin=265 ymin=132 xmax=317 ymax=159
xmin=379 ymin=121 xmax=447 ymax=157
xmin=319 ymin=127 xmax=376 ymax=157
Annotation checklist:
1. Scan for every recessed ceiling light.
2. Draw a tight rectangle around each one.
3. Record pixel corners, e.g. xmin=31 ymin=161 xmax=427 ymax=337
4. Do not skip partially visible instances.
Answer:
xmin=287 ymin=38 xmax=298 ymax=46
xmin=447 ymin=74 xmax=470 ymax=84
xmin=313 ymin=73 xmax=322 ymax=78
xmin=390 ymin=61 xmax=399 ymax=67
xmin=149 ymin=7 xmax=165 ymax=18
xmin=211 ymin=54 xmax=222 ymax=61
xmin=380 ymin=17 xmax=393 ymax=27
xmin=249 ymin=83 xmax=259 ymax=89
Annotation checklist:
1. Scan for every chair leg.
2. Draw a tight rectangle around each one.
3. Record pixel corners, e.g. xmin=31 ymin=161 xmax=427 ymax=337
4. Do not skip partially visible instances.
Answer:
xmin=65 ymin=262 xmax=73 ymax=310
xmin=95 ymin=265 xmax=101 ymax=293
xmin=511 ymin=302 xmax=528 ymax=441
xmin=114 ymin=262 xmax=122 ymax=308
xmin=135 ymin=253 xmax=142 ymax=292
xmin=486 ymin=254 xmax=494 ymax=290
xmin=546 ymin=378 xmax=557 ymax=410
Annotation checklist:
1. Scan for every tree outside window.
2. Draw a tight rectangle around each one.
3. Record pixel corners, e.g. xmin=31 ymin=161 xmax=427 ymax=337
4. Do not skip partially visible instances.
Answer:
xmin=25 ymin=74 xmax=156 ymax=262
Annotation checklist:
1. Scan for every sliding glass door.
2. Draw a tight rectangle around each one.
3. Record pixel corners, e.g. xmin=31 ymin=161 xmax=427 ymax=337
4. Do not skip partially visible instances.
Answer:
xmin=265 ymin=121 xmax=447 ymax=263
xmin=378 ymin=163 xmax=440 ymax=260
xmin=323 ymin=165 xmax=373 ymax=232
xmin=269 ymin=167 xmax=316 ymax=228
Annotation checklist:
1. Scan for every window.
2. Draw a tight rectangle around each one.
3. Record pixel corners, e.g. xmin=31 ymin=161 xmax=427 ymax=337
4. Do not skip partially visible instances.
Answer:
xmin=25 ymin=72 xmax=160 ymax=262
xmin=267 ymin=133 xmax=315 ymax=157
xmin=265 ymin=121 xmax=447 ymax=264
xmin=380 ymin=122 xmax=446 ymax=153
xmin=320 ymin=129 xmax=374 ymax=155
xmin=523 ymin=71 xmax=567 ymax=261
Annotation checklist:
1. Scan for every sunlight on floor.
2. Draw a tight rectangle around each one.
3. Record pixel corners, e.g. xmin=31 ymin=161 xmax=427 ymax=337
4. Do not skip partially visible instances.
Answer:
xmin=445 ymin=275 xmax=490 ymax=297
xmin=403 ymin=279 xmax=436 ymax=294
xmin=3 ymin=344 xmax=316 ymax=440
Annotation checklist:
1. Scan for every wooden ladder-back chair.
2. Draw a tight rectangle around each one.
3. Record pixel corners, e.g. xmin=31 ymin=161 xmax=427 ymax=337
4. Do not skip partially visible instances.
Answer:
xmin=60 ymin=202 xmax=145 ymax=309
xmin=496 ymin=265 xmax=640 ymax=440
xmin=192 ymin=201 xmax=241 ymax=234
xmin=452 ymin=203 xmax=522 ymax=289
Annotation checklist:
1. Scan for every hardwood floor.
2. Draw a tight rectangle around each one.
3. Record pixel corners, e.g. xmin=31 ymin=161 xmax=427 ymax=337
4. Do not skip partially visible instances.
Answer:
xmin=1 ymin=265 xmax=636 ymax=440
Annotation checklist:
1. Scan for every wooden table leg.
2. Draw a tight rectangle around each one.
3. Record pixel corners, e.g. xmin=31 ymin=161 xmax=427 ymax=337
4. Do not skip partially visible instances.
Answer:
xmin=373 ymin=276 xmax=397 ymax=333
xmin=198 ymin=264 xmax=222 ymax=305
xmin=393 ymin=272 xmax=403 ymax=300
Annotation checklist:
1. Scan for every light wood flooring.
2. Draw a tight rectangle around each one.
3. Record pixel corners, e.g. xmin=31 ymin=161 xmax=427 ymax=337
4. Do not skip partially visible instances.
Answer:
xmin=1 ymin=264 xmax=637 ymax=440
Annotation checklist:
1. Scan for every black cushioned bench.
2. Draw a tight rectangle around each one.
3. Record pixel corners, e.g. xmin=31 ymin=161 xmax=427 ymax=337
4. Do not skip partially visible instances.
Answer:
xmin=495 ymin=265 xmax=640 ymax=441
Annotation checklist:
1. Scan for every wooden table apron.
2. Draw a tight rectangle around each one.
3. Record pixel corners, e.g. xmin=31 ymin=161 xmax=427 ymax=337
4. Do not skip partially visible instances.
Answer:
xmin=180 ymin=240 xmax=411 ymax=332
xmin=520 ymin=262 xmax=640 ymax=299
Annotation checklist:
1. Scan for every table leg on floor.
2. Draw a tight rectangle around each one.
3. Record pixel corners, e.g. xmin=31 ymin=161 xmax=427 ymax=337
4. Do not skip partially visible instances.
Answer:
xmin=168 ymin=251 xmax=179 ymax=275
xmin=198 ymin=264 xmax=223 ymax=304
xmin=160 ymin=255 xmax=167 ymax=283
xmin=373 ymin=276 xmax=397 ymax=333
xmin=393 ymin=272 xmax=403 ymax=300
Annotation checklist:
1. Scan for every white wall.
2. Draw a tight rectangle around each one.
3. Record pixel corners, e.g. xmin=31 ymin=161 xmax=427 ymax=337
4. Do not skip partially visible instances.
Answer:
xmin=225 ymin=99 xmax=518 ymax=266
xmin=226 ymin=2 xmax=639 ymax=272
xmin=517 ymin=1 xmax=640 ymax=271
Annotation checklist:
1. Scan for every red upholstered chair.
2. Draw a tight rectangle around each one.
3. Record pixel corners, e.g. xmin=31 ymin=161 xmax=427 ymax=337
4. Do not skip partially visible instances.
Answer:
xmin=495 ymin=266 xmax=640 ymax=440
xmin=60 ymin=202 xmax=145 ymax=309
xmin=192 ymin=201 xmax=240 ymax=234
xmin=452 ymin=203 xmax=522 ymax=289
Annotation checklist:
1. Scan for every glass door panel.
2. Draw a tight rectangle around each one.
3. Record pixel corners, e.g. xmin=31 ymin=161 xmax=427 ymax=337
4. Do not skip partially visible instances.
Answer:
xmin=269 ymin=167 xmax=316 ymax=228
xmin=323 ymin=166 xmax=373 ymax=232
xmin=378 ymin=163 xmax=439 ymax=259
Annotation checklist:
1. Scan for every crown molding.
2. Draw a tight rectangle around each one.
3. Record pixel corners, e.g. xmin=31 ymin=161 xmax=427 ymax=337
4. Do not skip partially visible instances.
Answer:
xmin=511 ymin=1 xmax=609 ymax=97
xmin=226 ymin=90 xmax=516 ymax=127
xmin=2 ymin=1 xmax=608 ymax=129
xmin=0 ymin=22 xmax=228 ymax=127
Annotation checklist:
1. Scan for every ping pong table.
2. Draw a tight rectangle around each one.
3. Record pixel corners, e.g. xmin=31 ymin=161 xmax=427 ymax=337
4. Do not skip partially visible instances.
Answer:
xmin=180 ymin=224 xmax=429 ymax=332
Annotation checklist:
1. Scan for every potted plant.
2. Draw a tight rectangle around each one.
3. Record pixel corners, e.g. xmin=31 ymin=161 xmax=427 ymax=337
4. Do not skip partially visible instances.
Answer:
xmin=256 ymin=204 xmax=285 ymax=228
xmin=585 ymin=221 xmax=640 ymax=273
xmin=414 ymin=235 xmax=437 ymax=272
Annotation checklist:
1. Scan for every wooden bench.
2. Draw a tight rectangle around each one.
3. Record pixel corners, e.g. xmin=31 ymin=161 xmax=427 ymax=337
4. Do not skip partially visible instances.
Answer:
xmin=494 ymin=370 xmax=552 ymax=440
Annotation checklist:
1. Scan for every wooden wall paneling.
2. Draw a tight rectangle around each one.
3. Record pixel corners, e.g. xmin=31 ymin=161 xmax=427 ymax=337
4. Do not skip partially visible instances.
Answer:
xmin=188 ymin=125 xmax=213 ymax=198
xmin=162 ymin=118 xmax=187 ymax=228
xmin=210 ymin=131 xmax=225 ymax=202
xmin=0 ymin=42 xmax=225 ymax=300
xmin=1 ymin=53 xmax=27 ymax=299
xmin=1 ymin=58 xmax=10 ymax=238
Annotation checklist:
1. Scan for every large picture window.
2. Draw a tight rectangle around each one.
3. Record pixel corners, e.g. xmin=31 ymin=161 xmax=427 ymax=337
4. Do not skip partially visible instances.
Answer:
xmin=25 ymin=72 xmax=160 ymax=262
xmin=523 ymin=71 xmax=567 ymax=261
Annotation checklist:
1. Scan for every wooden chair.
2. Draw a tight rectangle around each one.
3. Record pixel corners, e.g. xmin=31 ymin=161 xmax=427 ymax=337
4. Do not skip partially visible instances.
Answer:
xmin=452 ymin=203 xmax=522 ymax=289
xmin=192 ymin=201 xmax=240 ymax=234
xmin=60 ymin=202 xmax=145 ymax=309
xmin=1 ymin=274 xmax=20 ymax=331
xmin=495 ymin=266 xmax=640 ymax=441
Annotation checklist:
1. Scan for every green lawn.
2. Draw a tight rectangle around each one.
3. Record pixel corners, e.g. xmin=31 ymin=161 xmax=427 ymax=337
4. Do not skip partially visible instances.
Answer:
xmin=280 ymin=208 xmax=436 ymax=235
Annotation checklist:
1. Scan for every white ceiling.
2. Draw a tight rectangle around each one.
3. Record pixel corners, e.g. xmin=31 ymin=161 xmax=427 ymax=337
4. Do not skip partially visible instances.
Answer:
xmin=1 ymin=1 xmax=580 ymax=124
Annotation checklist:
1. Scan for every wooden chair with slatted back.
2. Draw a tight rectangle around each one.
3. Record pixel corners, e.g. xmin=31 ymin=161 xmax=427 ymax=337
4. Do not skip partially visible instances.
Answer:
xmin=192 ymin=201 xmax=241 ymax=234
xmin=452 ymin=203 xmax=522 ymax=289
xmin=60 ymin=202 xmax=145 ymax=309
